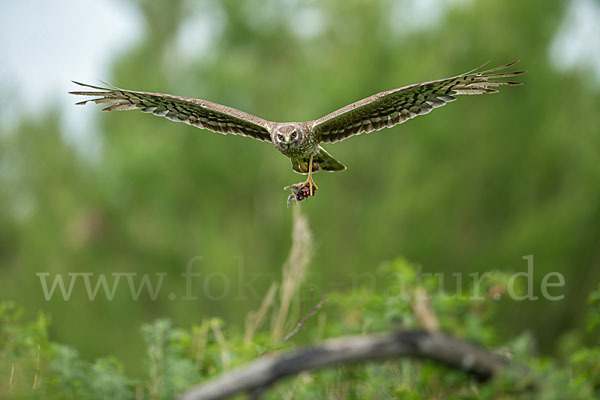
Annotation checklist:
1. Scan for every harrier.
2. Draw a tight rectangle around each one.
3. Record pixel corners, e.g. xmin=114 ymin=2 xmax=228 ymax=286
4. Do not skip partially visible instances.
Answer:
xmin=71 ymin=61 xmax=525 ymax=204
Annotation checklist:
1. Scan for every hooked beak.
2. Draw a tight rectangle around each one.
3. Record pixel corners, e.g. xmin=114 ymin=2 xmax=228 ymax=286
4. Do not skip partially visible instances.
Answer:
xmin=284 ymin=136 xmax=290 ymax=143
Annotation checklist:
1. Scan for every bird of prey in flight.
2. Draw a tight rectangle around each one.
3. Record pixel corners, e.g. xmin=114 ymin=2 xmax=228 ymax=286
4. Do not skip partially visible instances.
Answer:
xmin=71 ymin=61 xmax=525 ymax=205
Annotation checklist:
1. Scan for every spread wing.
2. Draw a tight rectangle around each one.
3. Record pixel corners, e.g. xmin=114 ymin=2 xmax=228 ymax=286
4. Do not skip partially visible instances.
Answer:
xmin=310 ymin=61 xmax=526 ymax=143
xmin=70 ymin=82 xmax=273 ymax=142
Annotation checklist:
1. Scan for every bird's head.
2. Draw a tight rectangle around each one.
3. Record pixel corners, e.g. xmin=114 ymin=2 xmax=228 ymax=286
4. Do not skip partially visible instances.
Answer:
xmin=274 ymin=125 xmax=299 ymax=148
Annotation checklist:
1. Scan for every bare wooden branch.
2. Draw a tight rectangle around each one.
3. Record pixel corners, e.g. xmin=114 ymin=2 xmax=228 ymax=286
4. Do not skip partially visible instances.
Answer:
xmin=180 ymin=330 xmax=507 ymax=400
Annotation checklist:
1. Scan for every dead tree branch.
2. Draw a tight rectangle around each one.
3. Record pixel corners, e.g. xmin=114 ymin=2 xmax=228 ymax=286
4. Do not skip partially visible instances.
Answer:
xmin=180 ymin=329 xmax=507 ymax=400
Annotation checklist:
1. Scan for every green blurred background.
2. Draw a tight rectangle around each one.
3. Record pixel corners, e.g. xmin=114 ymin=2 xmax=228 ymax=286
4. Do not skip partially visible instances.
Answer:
xmin=1 ymin=0 xmax=599 ymax=375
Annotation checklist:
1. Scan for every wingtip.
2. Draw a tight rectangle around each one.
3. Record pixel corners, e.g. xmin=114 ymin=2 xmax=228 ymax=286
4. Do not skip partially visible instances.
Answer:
xmin=465 ymin=60 xmax=522 ymax=76
xmin=71 ymin=80 xmax=94 ymax=88
xmin=465 ymin=60 xmax=491 ymax=75
xmin=69 ymin=80 xmax=111 ymax=91
xmin=478 ymin=60 xmax=524 ymax=75
xmin=70 ymin=81 xmax=86 ymax=95
xmin=98 ymin=79 xmax=119 ymax=89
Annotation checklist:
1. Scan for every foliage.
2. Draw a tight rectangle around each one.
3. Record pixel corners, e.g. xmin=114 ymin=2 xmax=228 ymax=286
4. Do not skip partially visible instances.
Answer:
xmin=1 ymin=259 xmax=599 ymax=399
xmin=1 ymin=0 xmax=599 ymax=391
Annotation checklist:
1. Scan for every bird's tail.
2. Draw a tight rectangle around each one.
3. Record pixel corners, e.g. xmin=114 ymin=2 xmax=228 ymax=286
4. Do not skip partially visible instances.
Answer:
xmin=292 ymin=146 xmax=347 ymax=174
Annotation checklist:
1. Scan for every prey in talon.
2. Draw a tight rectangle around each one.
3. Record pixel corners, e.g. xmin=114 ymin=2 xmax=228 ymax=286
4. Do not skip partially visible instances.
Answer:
xmin=285 ymin=180 xmax=318 ymax=207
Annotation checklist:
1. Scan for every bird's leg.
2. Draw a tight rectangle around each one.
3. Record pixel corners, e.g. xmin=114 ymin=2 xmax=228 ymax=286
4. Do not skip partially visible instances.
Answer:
xmin=283 ymin=156 xmax=318 ymax=206
xmin=301 ymin=155 xmax=318 ymax=196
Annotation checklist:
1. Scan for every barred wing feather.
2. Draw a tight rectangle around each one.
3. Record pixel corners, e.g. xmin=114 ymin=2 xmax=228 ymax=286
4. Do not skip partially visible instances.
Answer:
xmin=70 ymin=82 xmax=273 ymax=142
xmin=310 ymin=61 xmax=525 ymax=143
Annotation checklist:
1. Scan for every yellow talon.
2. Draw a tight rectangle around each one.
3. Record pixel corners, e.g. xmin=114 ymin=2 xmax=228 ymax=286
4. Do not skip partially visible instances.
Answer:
xmin=301 ymin=155 xmax=318 ymax=196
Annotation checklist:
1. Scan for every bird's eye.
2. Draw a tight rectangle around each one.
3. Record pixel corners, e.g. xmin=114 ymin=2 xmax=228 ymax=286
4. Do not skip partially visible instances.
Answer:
xmin=277 ymin=134 xmax=284 ymax=141
xmin=291 ymin=131 xmax=297 ymax=139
